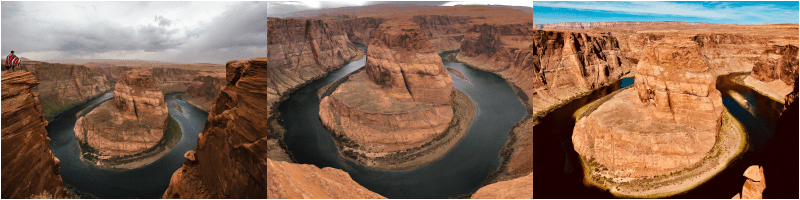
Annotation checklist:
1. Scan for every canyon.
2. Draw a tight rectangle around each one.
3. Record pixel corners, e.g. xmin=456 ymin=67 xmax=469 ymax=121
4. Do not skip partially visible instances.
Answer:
xmin=73 ymin=69 xmax=170 ymax=168
xmin=746 ymin=44 xmax=798 ymax=104
xmin=570 ymin=39 xmax=749 ymax=197
xmin=15 ymin=61 xmax=226 ymax=119
xmin=1 ymin=71 xmax=69 ymax=198
xmin=318 ymin=18 xmax=475 ymax=169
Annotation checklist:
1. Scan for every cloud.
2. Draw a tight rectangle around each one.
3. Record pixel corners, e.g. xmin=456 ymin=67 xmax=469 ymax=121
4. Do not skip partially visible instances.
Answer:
xmin=2 ymin=1 xmax=265 ymax=64
xmin=154 ymin=15 xmax=173 ymax=27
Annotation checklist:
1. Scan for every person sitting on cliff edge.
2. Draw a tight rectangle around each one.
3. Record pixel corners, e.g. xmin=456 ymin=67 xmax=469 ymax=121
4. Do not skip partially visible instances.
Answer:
xmin=5 ymin=51 xmax=20 ymax=72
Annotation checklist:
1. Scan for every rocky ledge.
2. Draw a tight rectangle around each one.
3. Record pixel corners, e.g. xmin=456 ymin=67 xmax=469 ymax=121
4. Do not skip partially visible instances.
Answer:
xmin=267 ymin=158 xmax=386 ymax=199
xmin=319 ymin=19 xmax=475 ymax=169
xmin=470 ymin=173 xmax=533 ymax=199
xmin=73 ymin=69 xmax=170 ymax=168
xmin=1 ymin=71 xmax=69 ymax=198
xmin=572 ymin=40 xmax=745 ymax=197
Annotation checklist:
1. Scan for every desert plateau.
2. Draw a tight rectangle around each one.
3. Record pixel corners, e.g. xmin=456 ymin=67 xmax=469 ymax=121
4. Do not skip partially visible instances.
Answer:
xmin=2 ymin=1 xmax=798 ymax=199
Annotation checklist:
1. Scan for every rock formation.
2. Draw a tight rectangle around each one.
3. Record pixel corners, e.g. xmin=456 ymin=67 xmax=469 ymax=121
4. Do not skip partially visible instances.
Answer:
xmin=185 ymin=74 xmax=226 ymax=111
xmin=164 ymin=58 xmax=273 ymax=198
xmin=411 ymin=15 xmax=472 ymax=53
xmin=266 ymin=158 xmax=386 ymax=199
xmin=573 ymin=40 xmax=723 ymax=177
xmin=337 ymin=17 xmax=388 ymax=46
xmin=74 ymin=69 xmax=168 ymax=157
xmin=17 ymin=61 xmax=112 ymax=119
xmin=470 ymin=173 xmax=533 ymax=199
xmin=318 ymin=19 xmax=463 ymax=169
xmin=733 ymin=165 xmax=766 ymax=199
xmin=266 ymin=17 xmax=366 ymax=162
xmin=746 ymin=44 xmax=799 ymax=103
xmin=1 ymin=71 xmax=69 ymax=198
xmin=761 ymin=93 xmax=798 ymax=198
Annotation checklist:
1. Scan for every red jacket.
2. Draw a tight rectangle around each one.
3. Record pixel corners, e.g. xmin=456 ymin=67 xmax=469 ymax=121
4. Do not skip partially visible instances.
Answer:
xmin=6 ymin=54 xmax=19 ymax=67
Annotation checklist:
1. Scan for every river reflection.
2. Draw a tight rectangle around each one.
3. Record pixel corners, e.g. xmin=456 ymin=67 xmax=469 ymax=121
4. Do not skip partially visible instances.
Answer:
xmin=46 ymin=93 xmax=208 ymax=198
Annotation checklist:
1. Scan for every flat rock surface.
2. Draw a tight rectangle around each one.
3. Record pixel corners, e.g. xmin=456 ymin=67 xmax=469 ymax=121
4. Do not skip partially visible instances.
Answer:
xmin=266 ymin=158 xmax=385 ymax=199
xmin=471 ymin=173 xmax=533 ymax=199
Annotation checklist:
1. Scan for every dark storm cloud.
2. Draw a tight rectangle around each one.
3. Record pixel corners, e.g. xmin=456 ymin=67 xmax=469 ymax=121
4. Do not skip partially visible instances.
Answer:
xmin=193 ymin=1 xmax=268 ymax=50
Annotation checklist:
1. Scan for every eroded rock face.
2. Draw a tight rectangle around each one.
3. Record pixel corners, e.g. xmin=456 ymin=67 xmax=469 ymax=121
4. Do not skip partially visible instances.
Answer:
xmin=573 ymin=41 xmax=724 ymax=177
xmin=1 ymin=71 xmax=69 ymax=198
xmin=266 ymin=158 xmax=385 ymax=199
xmin=470 ymin=173 xmax=533 ymax=199
xmin=751 ymin=45 xmax=799 ymax=87
xmin=18 ymin=62 xmax=112 ymax=119
xmin=411 ymin=15 xmax=472 ymax=53
xmin=319 ymin=19 xmax=455 ymax=156
xmin=185 ymin=74 xmax=226 ymax=111
xmin=337 ymin=17 xmax=388 ymax=46
xmin=266 ymin=17 xmax=366 ymax=161
xmin=74 ymin=69 xmax=168 ymax=157
xmin=164 ymin=58 xmax=273 ymax=198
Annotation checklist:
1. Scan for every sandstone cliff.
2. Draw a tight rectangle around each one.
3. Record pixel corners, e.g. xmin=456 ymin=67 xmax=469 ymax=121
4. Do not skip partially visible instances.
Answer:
xmin=184 ymin=74 xmax=226 ymax=111
xmin=17 ymin=61 xmax=112 ymax=119
xmin=746 ymin=44 xmax=799 ymax=103
xmin=470 ymin=173 xmax=533 ymax=199
xmin=337 ymin=17 xmax=388 ymax=46
xmin=74 ymin=69 xmax=168 ymax=157
xmin=164 ymin=58 xmax=270 ymax=198
xmin=1 ymin=71 xmax=69 ymax=198
xmin=266 ymin=158 xmax=386 ymax=199
xmin=318 ymin=19 xmax=467 ymax=169
xmin=574 ymin=40 xmax=724 ymax=177
xmin=266 ymin=17 xmax=366 ymax=161
xmin=411 ymin=15 xmax=472 ymax=53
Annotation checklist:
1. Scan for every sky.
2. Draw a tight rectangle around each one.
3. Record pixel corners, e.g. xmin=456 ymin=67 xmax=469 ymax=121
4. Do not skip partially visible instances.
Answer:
xmin=531 ymin=1 xmax=799 ymax=25
xmin=266 ymin=1 xmax=532 ymax=18
xmin=2 ymin=1 xmax=267 ymax=64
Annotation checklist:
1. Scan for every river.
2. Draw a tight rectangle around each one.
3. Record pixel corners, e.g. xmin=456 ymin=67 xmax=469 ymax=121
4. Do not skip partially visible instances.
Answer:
xmin=278 ymin=47 xmax=527 ymax=198
xmin=46 ymin=93 xmax=208 ymax=198
xmin=533 ymin=73 xmax=783 ymax=198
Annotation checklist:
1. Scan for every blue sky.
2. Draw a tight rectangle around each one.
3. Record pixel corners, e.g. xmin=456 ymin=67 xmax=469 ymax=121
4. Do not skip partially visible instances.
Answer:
xmin=532 ymin=1 xmax=799 ymax=24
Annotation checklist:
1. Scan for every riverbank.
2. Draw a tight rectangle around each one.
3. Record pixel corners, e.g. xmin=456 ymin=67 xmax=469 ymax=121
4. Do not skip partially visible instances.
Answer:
xmin=581 ymin=107 xmax=747 ymax=198
xmin=78 ymin=114 xmax=183 ymax=170
xmin=737 ymin=75 xmax=791 ymax=104
xmin=318 ymin=68 xmax=477 ymax=169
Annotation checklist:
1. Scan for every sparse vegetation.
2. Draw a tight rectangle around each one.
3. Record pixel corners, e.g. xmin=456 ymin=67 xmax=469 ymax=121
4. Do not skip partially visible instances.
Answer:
xmin=64 ymin=183 xmax=98 ymax=199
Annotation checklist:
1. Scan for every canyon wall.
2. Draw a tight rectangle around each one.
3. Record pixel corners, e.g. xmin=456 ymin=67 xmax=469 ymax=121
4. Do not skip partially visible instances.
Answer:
xmin=18 ymin=62 xmax=112 ymax=119
xmin=184 ymin=74 xmax=226 ymax=111
xmin=411 ymin=15 xmax=472 ymax=53
xmin=266 ymin=17 xmax=365 ymax=160
xmin=1 ymin=71 xmax=69 ymax=198
xmin=470 ymin=173 xmax=533 ymax=199
xmin=337 ymin=17 xmax=388 ymax=46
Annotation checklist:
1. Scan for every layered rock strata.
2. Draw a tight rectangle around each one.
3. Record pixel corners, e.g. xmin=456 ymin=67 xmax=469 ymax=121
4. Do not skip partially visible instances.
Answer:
xmin=164 ymin=58 xmax=271 ymax=198
xmin=17 ymin=61 xmax=112 ymax=119
xmin=573 ymin=41 xmax=723 ymax=178
xmin=74 ymin=69 xmax=168 ymax=157
xmin=470 ymin=173 xmax=533 ymax=199
xmin=337 ymin=17 xmax=388 ymax=46
xmin=746 ymin=44 xmax=799 ymax=103
xmin=266 ymin=158 xmax=386 ymax=199
xmin=319 ymin=19 xmax=467 ymax=169
xmin=411 ymin=15 xmax=472 ymax=53
xmin=184 ymin=74 xmax=226 ymax=111
xmin=266 ymin=17 xmax=366 ymax=162
xmin=1 ymin=71 xmax=69 ymax=198
xmin=733 ymin=165 xmax=766 ymax=199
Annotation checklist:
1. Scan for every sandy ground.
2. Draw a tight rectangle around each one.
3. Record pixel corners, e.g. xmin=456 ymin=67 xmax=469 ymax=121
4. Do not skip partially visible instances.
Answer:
xmin=583 ymin=108 xmax=747 ymax=198
xmin=742 ymin=76 xmax=792 ymax=104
